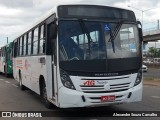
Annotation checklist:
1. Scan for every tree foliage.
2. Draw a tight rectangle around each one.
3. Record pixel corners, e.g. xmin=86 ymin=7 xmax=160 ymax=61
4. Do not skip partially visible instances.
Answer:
xmin=148 ymin=47 xmax=160 ymax=57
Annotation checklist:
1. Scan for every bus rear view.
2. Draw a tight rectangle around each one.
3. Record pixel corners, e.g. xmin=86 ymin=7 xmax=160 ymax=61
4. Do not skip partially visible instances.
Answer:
xmin=58 ymin=5 xmax=143 ymax=108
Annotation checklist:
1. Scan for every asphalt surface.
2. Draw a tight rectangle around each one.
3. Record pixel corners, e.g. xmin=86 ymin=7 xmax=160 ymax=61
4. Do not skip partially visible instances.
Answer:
xmin=0 ymin=74 xmax=159 ymax=120
xmin=143 ymin=68 xmax=160 ymax=79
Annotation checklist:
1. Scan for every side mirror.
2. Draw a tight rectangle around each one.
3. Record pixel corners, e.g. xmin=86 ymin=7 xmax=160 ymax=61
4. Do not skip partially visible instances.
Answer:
xmin=137 ymin=21 xmax=142 ymax=27
xmin=139 ymin=28 xmax=143 ymax=42
xmin=137 ymin=21 xmax=143 ymax=42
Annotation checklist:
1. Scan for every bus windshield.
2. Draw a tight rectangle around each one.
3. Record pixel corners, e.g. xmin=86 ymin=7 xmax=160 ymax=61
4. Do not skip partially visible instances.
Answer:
xmin=59 ymin=20 xmax=140 ymax=61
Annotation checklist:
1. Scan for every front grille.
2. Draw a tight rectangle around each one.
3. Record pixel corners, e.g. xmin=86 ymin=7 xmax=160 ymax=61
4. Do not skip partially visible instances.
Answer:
xmin=81 ymin=76 xmax=129 ymax=81
xmin=80 ymin=77 xmax=131 ymax=93
xmin=110 ymin=83 xmax=131 ymax=91
xmin=82 ymin=89 xmax=129 ymax=93
xmin=80 ymin=85 xmax=105 ymax=93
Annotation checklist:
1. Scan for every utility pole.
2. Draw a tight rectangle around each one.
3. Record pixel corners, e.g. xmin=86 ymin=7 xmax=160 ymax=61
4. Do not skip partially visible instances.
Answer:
xmin=7 ymin=37 xmax=8 ymax=44
xmin=128 ymin=6 xmax=157 ymax=29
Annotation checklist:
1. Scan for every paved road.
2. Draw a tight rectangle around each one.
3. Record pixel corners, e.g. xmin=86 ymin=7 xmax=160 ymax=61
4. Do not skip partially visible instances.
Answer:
xmin=143 ymin=68 xmax=160 ymax=79
xmin=0 ymin=75 xmax=159 ymax=120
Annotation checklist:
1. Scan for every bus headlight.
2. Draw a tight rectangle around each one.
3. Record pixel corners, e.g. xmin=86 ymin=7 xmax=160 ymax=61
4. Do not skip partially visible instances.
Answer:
xmin=134 ymin=70 xmax=142 ymax=86
xmin=60 ymin=69 xmax=76 ymax=90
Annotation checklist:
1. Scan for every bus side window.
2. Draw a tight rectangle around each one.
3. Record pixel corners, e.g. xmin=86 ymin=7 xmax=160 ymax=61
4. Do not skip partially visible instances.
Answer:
xmin=19 ymin=37 xmax=23 ymax=56
xmin=3 ymin=47 xmax=4 ymax=57
xmin=1 ymin=48 xmax=3 ymax=57
xmin=22 ymin=36 xmax=24 ymax=56
xmin=17 ymin=39 xmax=20 ymax=56
xmin=4 ymin=47 xmax=6 ymax=58
xmin=23 ymin=35 xmax=27 ymax=56
xmin=14 ymin=42 xmax=18 ymax=57
xmin=28 ymin=32 xmax=32 ymax=55
xmin=39 ymin=24 xmax=45 ymax=54
xmin=33 ymin=27 xmax=38 ymax=55
xmin=2 ymin=48 xmax=3 ymax=57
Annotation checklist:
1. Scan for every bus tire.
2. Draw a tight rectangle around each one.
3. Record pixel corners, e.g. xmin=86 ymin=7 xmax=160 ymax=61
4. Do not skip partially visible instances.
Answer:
xmin=19 ymin=71 xmax=25 ymax=91
xmin=41 ymin=82 xmax=52 ymax=109
xmin=4 ymin=66 xmax=9 ymax=78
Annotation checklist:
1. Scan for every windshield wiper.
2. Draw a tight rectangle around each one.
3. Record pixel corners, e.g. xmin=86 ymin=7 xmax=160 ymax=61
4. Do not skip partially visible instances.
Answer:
xmin=108 ymin=22 xmax=122 ymax=53
xmin=78 ymin=19 xmax=92 ymax=57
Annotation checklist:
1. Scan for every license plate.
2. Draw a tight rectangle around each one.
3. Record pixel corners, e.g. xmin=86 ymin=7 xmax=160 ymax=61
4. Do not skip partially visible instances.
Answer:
xmin=101 ymin=95 xmax=116 ymax=102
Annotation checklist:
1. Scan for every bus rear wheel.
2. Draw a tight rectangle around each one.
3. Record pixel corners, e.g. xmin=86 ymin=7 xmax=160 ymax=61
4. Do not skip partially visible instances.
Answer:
xmin=19 ymin=72 xmax=25 ymax=90
xmin=41 ymin=82 xmax=52 ymax=109
xmin=4 ymin=66 xmax=9 ymax=78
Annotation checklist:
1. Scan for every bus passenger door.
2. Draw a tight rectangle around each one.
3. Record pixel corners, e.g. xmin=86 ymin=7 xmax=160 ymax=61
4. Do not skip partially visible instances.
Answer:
xmin=46 ymin=19 xmax=57 ymax=103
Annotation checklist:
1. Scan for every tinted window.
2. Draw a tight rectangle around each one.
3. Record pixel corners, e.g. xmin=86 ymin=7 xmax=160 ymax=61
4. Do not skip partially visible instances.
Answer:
xmin=27 ymin=32 xmax=32 ymax=55
xmin=18 ymin=39 xmax=20 ymax=56
xmin=19 ymin=37 xmax=23 ymax=56
xmin=39 ymin=25 xmax=45 ymax=54
xmin=23 ymin=35 xmax=27 ymax=56
xmin=33 ymin=28 xmax=38 ymax=54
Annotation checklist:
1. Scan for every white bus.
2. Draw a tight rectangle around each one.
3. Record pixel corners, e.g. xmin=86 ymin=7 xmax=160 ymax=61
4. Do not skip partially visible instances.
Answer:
xmin=12 ymin=4 xmax=143 ymax=108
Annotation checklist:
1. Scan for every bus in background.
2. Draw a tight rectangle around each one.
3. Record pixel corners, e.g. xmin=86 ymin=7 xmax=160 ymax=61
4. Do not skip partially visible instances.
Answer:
xmin=12 ymin=4 xmax=143 ymax=108
xmin=0 ymin=42 xmax=13 ymax=77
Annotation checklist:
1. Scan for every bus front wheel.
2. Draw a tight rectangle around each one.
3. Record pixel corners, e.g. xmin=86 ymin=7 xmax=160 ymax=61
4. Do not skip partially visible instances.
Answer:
xmin=41 ymin=82 xmax=52 ymax=109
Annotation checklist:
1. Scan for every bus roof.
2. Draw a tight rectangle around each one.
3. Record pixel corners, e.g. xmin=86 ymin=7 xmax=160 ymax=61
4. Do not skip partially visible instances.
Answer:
xmin=13 ymin=4 xmax=135 ymax=41
xmin=58 ymin=3 xmax=132 ymax=12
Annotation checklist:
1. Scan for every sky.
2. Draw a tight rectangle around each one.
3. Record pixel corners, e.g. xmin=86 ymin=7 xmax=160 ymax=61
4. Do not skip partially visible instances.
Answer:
xmin=0 ymin=0 xmax=160 ymax=47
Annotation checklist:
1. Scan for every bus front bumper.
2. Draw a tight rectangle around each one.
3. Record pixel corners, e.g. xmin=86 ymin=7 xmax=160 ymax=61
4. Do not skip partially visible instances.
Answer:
xmin=58 ymin=83 xmax=142 ymax=108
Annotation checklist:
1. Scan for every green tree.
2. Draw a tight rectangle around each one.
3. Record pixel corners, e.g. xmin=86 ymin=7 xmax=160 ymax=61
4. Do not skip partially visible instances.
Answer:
xmin=157 ymin=49 xmax=160 ymax=57
xmin=148 ymin=47 xmax=158 ymax=57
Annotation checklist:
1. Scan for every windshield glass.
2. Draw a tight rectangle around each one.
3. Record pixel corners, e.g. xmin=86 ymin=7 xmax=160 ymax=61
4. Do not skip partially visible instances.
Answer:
xmin=59 ymin=20 xmax=140 ymax=61
xmin=106 ymin=23 xmax=140 ymax=58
